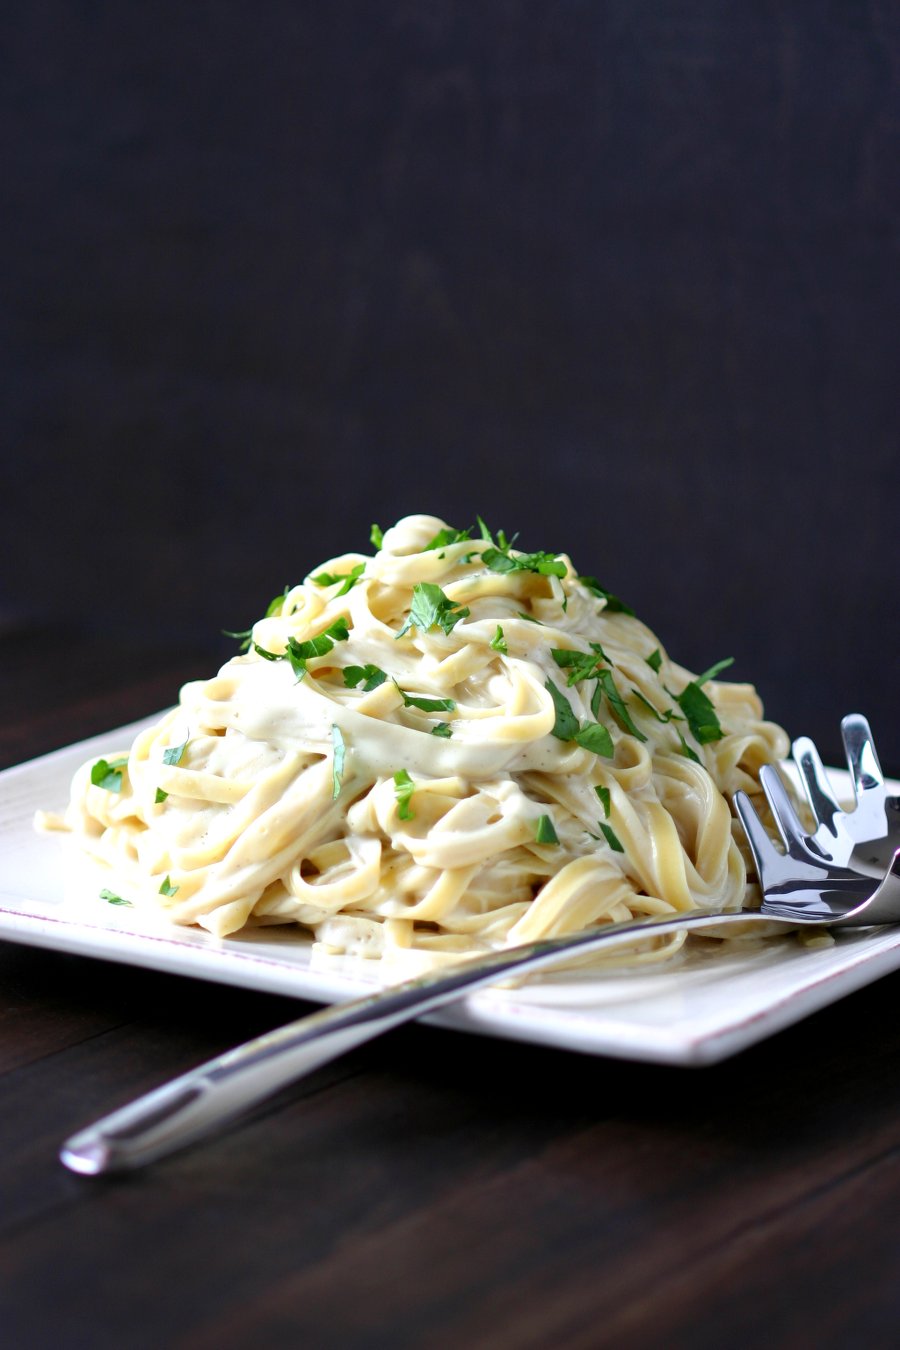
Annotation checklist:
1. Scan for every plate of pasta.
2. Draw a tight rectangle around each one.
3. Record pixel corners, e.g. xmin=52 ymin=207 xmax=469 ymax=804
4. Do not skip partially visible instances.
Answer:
xmin=4 ymin=514 xmax=900 ymax=1063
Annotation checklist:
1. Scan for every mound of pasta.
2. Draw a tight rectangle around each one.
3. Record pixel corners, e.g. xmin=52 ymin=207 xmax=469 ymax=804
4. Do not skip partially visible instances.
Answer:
xmin=44 ymin=514 xmax=788 ymax=968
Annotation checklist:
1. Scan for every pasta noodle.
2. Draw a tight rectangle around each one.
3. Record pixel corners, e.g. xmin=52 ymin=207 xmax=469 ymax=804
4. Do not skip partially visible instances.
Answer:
xmin=39 ymin=514 xmax=789 ymax=972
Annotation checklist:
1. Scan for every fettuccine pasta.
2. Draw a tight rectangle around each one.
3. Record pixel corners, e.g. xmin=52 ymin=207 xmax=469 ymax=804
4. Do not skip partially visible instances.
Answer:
xmin=40 ymin=514 xmax=788 ymax=971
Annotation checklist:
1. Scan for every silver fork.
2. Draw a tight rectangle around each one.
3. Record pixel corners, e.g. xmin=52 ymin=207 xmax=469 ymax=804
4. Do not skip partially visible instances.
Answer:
xmin=791 ymin=714 xmax=899 ymax=876
xmin=60 ymin=799 xmax=900 ymax=1176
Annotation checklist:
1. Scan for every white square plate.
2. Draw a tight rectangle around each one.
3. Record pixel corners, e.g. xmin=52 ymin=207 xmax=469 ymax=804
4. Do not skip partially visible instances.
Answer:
xmin=2 ymin=717 xmax=899 ymax=1065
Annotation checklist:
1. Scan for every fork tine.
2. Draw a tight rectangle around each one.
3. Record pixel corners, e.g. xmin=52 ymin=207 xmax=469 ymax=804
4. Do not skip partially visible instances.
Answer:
xmin=734 ymin=789 xmax=783 ymax=888
xmin=792 ymin=735 xmax=842 ymax=838
xmin=759 ymin=764 xmax=810 ymax=860
xmin=841 ymin=714 xmax=888 ymax=839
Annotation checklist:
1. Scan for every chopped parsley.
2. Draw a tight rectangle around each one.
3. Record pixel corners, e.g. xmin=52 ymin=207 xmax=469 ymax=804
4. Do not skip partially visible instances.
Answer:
xmin=632 ymin=690 xmax=681 ymax=724
xmin=674 ymin=680 xmax=724 ymax=744
xmin=578 ymin=576 xmax=635 ymax=616
xmin=266 ymin=587 xmax=292 ymax=618
xmin=677 ymin=729 xmax=702 ymax=763
xmin=90 ymin=756 xmax=128 ymax=793
xmin=482 ymin=547 xmax=567 ymax=579
xmin=594 ymin=784 xmax=611 ymax=818
xmin=534 ymin=814 xmax=560 ymax=845
xmin=598 ymin=821 xmax=625 ymax=853
xmin=101 ymin=889 xmax=132 ymax=907
xmin=155 ymin=788 xmax=169 ymax=804
xmin=545 ymin=680 xmax=579 ymax=741
xmin=395 ymin=583 xmax=470 ymax=639
xmin=393 ymin=769 xmax=416 ymax=820
xmin=312 ymin=562 xmax=365 ymax=596
xmin=574 ymin=722 xmax=614 ymax=757
xmin=551 ymin=643 xmax=611 ymax=687
xmin=331 ymin=725 xmax=345 ymax=800
xmin=162 ymin=736 xmax=189 ymax=767
xmin=694 ymin=657 xmax=734 ymax=685
xmin=393 ymin=681 xmax=457 ymax=713
xmin=158 ymin=875 xmax=179 ymax=897
xmin=431 ymin=723 xmax=453 ymax=738
xmin=594 ymin=669 xmax=648 ymax=742
xmin=370 ymin=523 xmax=384 ymax=549
xmin=256 ymin=617 xmax=351 ymax=679
xmin=517 ymin=611 xmax=542 ymax=624
xmin=489 ymin=625 xmax=508 ymax=655
xmin=646 ymin=648 xmax=662 ymax=673
xmin=343 ymin=663 xmax=388 ymax=691
xmin=424 ymin=525 xmax=472 ymax=550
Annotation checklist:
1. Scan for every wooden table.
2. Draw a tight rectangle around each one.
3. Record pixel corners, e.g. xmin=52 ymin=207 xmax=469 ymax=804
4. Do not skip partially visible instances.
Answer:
xmin=2 ymin=631 xmax=898 ymax=1348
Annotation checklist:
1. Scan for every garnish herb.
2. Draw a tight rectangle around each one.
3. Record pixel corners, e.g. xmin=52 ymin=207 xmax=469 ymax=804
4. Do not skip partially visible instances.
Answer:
xmin=343 ymin=664 xmax=388 ymax=692
xmin=90 ymin=756 xmax=128 ymax=793
xmin=517 ymin=611 xmax=542 ymax=624
xmin=256 ymin=617 xmax=351 ymax=679
xmin=266 ymin=586 xmax=292 ymax=618
xmin=545 ymin=680 xmax=579 ymax=741
xmin=594 ymin=669 xmax=648 ymax=742
xmin=694 ymin=657 xmax=734 ymax=686
xmin=489 ymin=625 xmax=507 ymax=655
xmin=395 ymin=583 xmax=470 ymax=639
xmin=551 ymin=643 xmax=611 ymax=687
xmin=595 ymin=784 xmax=611 ymax=818
xmin=632 ymin=690 xmax=681 ymax=724
xmin=312 ymin=562 xmax=365 ymax=596
xmin=162 ymin=736 xmax=189 ymax=767
xmin=646 ymin=648 xmax=662 ymax=673
xmin=100 ymin=889 xmax=132 ymax=907
xmin=158 ymin=875 xmax=179 ymax=897
xmin=574 ymin=722 xmax=614 ymax=757
xmin=476 ymin=516 xmax=511 ymax=550
xmin=676 ymin=729 xmax=702 ymax=763
xmin=674 ymin=680 xmax=724 ymax=744
xmin=424 ymin=525 xmax=472 ymax=550
xmin=155 ymin=788 xmax=169 ymax=804
xmin=482 ymin=547 xmax=567 ymax=579
xmin=431 ymin=723 xmax=452 ymax=738
xmin=393 ymin=681 xmax=457 ymax=713
xmin=534 ymin=814 xmax=560 ymax=845
xmin=599 ymin=822 xmax=625 ymax=853
xmin=331 ymin=725 xmax=345 ymax=800
xmin=578 ymin=577 xmax=635 ymax=616
xmin=370 ymin=523 xmax=384 ymax=549
xmin=393 ymin=770 xmax=416 ymax=820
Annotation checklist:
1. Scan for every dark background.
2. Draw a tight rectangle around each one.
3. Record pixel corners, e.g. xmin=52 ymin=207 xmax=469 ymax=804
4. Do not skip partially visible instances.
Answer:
xmin=3 ymin=2 xmax=897 ymax=770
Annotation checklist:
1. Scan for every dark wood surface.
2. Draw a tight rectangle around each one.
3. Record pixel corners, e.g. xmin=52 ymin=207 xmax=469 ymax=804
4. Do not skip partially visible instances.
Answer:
xmin=1 ymin=630 xmax=899 ymax=1349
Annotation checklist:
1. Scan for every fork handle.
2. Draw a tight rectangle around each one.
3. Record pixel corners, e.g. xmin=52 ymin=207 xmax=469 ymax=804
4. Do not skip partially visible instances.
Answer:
xmin=60 ymin=909 xmax=770 ymax=1175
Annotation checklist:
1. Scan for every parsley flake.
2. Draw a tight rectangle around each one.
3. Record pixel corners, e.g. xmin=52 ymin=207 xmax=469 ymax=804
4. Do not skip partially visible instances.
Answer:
xmin=646 ymin=648 xmax=662 ymax=673
xmin=594 ymin=784 xmax=611 ymax=818
xmin=482 ymin=547 xmax=567 ymax=579
xmin=155 ymin=788 xmax=169 ymax=804
xmin=694 ymin=657 xmax=735 ymax=686
xmin=545 ymin=680 xmax=579 ymax=740
xmin=676 ymin=729 xmax=702 ymax=763
xmin=370 ymin=523 xmax=384 ymax=549
xmin=594 ymin=669 xmax=648 ymax=742
xmin=343 ymin=664 xmax=388 ymax=692
xmin=599 ymin=822 xmax=625 ymax=853
xmin=395 ymin=583 xmax=470 ymax=639
xmin=393 ymin=681 xmax=457 ymax=713
xmin=674 ymin=680 xmax=724 ymax=744
xmin=312 ymin=563 xmax=365 ymax=596
xmin=393 ymin=770 xmax=416 ymax=820
xmin=578 ymin=577 xmax=635 ymax=616
xmin=574 ymin=722 xmax=614 ymax=757
xmin=431 ymin=722 xmax=453 ymax=738
xmin=489 ymin=625 xmax=508 ymax=655
xmin=158 ymin=875 xmax=179 ymax=898
xmin=101 ymin=889 xmax=132 ymax=907
xmin=331 ymin=725 xmax=346 ymax=800
xmin=424 ymin=525 xmax=472 ymax=550
xmin=534 ymin=814 xmax=560 ymax=845
xmin=90 ymin=757 xmax=128 ymax=793
xmin=162 ymin=736 xmax=189 ymax=767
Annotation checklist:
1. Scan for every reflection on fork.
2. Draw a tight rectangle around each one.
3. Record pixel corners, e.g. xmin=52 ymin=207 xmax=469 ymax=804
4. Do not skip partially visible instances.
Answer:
xmin=790 ymin=713 xmax=900 ymax=876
